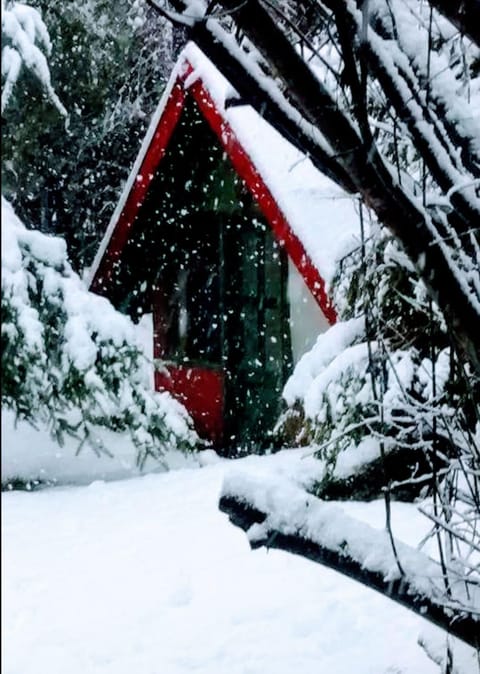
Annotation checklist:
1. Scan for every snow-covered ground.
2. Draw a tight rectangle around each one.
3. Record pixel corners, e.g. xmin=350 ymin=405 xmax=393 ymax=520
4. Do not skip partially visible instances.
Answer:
xmin=3 ymin=448 xmax=468 ymax=674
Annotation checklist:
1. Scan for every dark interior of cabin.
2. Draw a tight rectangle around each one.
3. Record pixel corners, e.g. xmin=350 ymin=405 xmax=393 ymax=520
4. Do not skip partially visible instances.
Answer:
xmin=106 ymin=97 xmax=292 ymax=452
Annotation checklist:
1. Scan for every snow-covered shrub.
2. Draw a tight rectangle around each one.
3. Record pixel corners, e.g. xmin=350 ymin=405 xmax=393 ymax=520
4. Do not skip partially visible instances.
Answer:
xmin=277 ymin=225 xmax=478 ymax=498
xmin=1 ymin=197 xmax=198 ymax=465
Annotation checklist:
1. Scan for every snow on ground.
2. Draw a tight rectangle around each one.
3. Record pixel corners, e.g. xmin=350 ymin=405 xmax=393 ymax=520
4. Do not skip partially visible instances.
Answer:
xmin=3 ymin=451 xmax=459 ymax=674
xmin=1 ymin=409 xmax=198 ymax=486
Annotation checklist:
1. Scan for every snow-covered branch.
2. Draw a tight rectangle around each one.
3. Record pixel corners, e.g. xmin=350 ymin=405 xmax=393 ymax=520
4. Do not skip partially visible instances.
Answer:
xmin=1 ymin=197 xmax=197 ymax=464
xmin=1 ymin=2 xmax=67 ymax=116
xmin=426 ymin=0 xmax=480 ymax=47
xmin=219 ymin=471 xmax=480 ymax=647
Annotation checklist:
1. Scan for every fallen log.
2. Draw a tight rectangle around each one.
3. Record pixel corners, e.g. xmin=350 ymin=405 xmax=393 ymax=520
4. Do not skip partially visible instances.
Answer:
xmin=219 ymin=491 xmax=479 ymax=649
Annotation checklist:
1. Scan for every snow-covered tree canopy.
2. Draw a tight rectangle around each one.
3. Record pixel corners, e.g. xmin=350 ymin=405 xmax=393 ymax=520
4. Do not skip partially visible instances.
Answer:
xmin=1 ymin=1 xmax=67 ymax=116
xmin=146 ymin=0 xmax=480 ymax=377
xmin=2 ymin=0 xmax=176 ymax=269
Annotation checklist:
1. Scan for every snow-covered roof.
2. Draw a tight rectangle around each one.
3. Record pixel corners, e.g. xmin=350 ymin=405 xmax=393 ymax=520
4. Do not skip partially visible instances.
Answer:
xmin=89 ymin=42 xmax=361 ymax=315
xmin=182 ymin=44 xmax=361 ymax=280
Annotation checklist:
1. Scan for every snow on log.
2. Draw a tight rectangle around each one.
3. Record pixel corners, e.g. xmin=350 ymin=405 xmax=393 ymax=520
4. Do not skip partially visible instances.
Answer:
xmin=218 ymin=472 xmax=479 ymax=648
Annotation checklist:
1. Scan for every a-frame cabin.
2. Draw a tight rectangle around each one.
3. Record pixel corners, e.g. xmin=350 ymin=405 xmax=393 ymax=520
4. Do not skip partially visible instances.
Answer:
xmin=89 ymin=43 xmax=359 ymax=452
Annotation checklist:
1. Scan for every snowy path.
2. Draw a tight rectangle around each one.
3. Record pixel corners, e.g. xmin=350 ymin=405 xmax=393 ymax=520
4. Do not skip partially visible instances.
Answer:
xmin=3 ymin=461 xmax=443 ymax=674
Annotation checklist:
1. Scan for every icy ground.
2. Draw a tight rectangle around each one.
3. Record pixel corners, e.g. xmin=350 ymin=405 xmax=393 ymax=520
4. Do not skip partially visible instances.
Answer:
xmin=2 ymin=452 xmax=461 ymax=674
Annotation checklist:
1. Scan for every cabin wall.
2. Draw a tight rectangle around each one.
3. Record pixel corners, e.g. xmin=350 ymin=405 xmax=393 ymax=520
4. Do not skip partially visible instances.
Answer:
xmin=287 ymin=260 xmax=330 ymax=364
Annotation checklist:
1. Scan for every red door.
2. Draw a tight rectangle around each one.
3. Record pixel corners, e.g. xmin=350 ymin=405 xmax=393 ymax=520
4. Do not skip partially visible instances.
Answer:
xmin=155 ymin=364 xmax=224 ymax=445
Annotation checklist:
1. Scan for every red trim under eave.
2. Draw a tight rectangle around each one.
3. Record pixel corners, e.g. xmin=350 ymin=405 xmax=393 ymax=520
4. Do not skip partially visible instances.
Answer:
xmin=90 ymin=81 xmax=187 ymax=294
xmin=90 ymin=59 xmax=336 ymax=324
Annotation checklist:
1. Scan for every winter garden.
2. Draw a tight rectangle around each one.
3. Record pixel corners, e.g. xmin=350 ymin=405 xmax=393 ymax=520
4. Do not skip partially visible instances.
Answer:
xmin=2 ymin=1 xmax=479 ymax=673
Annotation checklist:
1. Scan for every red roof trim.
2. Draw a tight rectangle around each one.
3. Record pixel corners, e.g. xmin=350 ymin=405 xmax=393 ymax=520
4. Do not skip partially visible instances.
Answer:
xmin=90 ymin=81 xmax=187 ymax=293
xmin=90 ymin=59 xmax=337 ymax=324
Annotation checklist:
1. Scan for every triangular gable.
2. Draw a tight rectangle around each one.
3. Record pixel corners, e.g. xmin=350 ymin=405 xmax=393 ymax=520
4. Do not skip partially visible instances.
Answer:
xmin=89 ymin=44 xmax=360 ymax=325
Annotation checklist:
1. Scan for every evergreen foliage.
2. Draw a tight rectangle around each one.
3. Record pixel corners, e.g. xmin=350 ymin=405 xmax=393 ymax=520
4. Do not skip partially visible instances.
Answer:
xmin=1 ymin=2 xmax=198 ymax=469
xmin=1 ymin=197 xmax=198 ymax=466
xmin=2 ymin=0 xmax=177 ymax=269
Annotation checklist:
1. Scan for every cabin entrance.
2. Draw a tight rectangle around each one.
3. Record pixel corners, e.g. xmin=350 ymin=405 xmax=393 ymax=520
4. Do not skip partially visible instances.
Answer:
xmin=152 ymin=212 xmax=291 ymax=451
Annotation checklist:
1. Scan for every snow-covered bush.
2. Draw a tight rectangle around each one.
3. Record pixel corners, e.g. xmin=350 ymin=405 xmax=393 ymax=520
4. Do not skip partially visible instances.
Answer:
xmin=277 ymin=224 xmax=479 ymax=498
xmin=1 ymin=4 xmax=197 ymax=468
xmin=1 ymin=197 xmax=198 ymax=466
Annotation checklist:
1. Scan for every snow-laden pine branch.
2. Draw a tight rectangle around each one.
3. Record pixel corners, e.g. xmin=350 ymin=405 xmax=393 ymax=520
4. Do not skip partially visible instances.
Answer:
xmin=1 ymin=1 xmax=67 ymax=116
xmin=1 ymin=197 xmax=197 ymax=464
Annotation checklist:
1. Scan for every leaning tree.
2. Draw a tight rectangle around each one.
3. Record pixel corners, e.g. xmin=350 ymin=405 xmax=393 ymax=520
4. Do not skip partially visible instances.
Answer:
xmin=143 ymin=0 xmax=480 ymax=657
